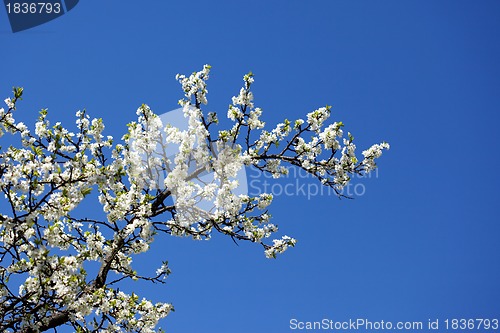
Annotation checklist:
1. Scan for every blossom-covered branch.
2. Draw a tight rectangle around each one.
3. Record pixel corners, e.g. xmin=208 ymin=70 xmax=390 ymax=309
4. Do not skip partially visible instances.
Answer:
xmin=0 ymin=66 xmax=388 ymax=332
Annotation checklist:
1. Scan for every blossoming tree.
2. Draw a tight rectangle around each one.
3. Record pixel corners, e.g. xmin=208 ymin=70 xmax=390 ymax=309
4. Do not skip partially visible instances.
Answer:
xmin=0 ymin=66 xmax=389 ymax=332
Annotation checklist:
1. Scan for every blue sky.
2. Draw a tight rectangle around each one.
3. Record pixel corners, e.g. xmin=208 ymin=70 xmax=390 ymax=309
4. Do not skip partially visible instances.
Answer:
xmin=1 ymin=1 xmax=500 ymax=332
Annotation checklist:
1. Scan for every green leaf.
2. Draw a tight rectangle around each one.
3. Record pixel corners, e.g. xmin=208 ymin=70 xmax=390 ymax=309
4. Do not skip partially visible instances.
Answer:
xmin=81 ymin=187 xmax=92 ymax=197
xmin=13 ymin=87 xmax=23 ymax=99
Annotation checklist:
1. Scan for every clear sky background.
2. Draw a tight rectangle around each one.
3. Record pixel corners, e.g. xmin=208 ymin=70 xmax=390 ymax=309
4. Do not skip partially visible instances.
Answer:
xmin=1 ymin=1 xmax=500 ymax=332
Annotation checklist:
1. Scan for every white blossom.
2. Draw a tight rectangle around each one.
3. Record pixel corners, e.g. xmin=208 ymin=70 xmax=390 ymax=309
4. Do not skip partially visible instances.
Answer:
xmin=0 ymin=66 xmax=388 ymax=333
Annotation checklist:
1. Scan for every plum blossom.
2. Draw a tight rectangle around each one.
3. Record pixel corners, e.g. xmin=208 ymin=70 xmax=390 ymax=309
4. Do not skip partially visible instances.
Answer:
xmin=0 ymin=67 xmax=388 ymax=333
